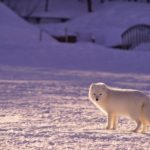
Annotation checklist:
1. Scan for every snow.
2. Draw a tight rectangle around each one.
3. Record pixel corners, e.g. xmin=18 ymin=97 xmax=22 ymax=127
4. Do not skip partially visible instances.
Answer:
xmin=0 ymin=2 xmax=150 ymax=74
xmin=0 ymin=1 xmax=150 ymax=149
xmin=134 ymin=43 xmax=150 ymax=51
xmin=41 ymin=2 xmax=150 ymax=46
xmin=0 ymin=66 xmax=150 ymax=149
xmin=0 ymin=3 xmax=55 ymax=45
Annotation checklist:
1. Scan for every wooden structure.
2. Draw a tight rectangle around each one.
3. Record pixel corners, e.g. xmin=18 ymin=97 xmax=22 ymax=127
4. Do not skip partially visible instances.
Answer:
xmin=22 ymin=15 xmax=70 ymax=24
xmin=121 ymin=24 xmax=150 ymax=49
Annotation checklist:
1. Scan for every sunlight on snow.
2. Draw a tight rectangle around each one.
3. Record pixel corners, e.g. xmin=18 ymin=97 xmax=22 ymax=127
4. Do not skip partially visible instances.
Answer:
xmin=0 ymin=115 xmax=22 ymax=123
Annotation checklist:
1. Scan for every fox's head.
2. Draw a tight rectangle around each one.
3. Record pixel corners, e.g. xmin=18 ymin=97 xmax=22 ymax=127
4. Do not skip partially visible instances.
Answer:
xmin=89 ymin=82 xmax=107 ymax=102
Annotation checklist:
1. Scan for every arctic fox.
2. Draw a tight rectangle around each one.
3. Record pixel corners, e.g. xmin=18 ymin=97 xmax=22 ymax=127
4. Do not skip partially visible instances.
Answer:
xmin=89 ymin=82 xmax=150 ymax=133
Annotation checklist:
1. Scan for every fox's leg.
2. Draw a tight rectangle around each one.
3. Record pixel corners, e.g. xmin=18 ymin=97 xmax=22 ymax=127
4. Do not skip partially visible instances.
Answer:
xmin=106 ymin=113 xmax=111 ymax=129
xmin=133 ymin=103 xmax=149 ymax=133
xmin=112 ymin=115 xmax=118 ymax=130
xmin=140 ymin=103 xmax=149 ymax=133
xmin=141 ymin=118 xmax=148 ymax=133
xmin=141 ymin=123 xmax=148 ymax=133
xmin=106 ymin=113 xmax=115 ymax=130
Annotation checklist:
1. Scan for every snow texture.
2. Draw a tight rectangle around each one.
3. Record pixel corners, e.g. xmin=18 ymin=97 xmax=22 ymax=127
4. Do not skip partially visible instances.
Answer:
xmin=0 ymin=1 xmax=150 ymax=149
xmin=0 ymin=66 xmax=150 ymax=150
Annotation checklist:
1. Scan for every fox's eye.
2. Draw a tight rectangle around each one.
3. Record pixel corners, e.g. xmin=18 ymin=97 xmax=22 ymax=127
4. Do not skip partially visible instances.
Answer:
xmin=93 ymin=93 xmax=96 ymax=96
xmin=99 ymin=93 xmax=102 ymax=96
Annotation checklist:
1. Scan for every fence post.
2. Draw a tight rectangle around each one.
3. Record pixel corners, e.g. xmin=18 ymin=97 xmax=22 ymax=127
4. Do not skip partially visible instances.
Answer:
xmin=87 ymin=0 xmax=92 ymax=12
xmin=65 ymin=28 xmax=68 ymax=43
xmin=39 ymin=29 xmax=43 ymax=41
xmin=45 ymin=0 xmax=49 ymax=12
xmin=91 ymin=34 xmax=96 ymax=43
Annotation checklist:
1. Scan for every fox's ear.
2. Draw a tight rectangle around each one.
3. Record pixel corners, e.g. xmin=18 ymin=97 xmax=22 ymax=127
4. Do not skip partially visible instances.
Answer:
xmin=90 ymin=83 xmax=95 ymax=87
xmin=96 ymin=82 xmax=106 ymax=90
xmin=89 ymin=83 xmax=94 ymax=89
xmin=101 ymin=83 xmax=107 ymax=90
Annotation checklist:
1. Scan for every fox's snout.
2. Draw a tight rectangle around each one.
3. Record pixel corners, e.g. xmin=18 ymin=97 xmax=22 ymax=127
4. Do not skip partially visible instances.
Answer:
xmin=96 ymin=98 xmax=99 ymax=101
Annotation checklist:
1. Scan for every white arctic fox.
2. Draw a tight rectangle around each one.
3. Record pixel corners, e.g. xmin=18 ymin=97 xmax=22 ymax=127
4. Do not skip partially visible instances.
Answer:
xmin=89 ymin=82 xmax=150 ymax=133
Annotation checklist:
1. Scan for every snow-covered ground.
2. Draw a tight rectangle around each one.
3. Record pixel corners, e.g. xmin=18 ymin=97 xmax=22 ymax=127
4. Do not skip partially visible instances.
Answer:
xmin=0 ymin=1 xmax=150 ymax=149
xmin=0 ymin=66 xmax=150 ymax=150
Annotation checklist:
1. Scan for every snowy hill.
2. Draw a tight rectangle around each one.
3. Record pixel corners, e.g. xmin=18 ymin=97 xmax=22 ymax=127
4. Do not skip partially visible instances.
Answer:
xmin=0 ymin=3 xmax=55 ymax=45
xmin=42 ymin=2 xmax=150 ymax=46
xmin=0 ymin=2 xmax=150 ymax=74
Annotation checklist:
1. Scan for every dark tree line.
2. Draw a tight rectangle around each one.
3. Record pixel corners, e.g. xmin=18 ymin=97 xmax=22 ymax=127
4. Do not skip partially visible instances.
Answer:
xmin=0 ymin=0 xmax=150 ymax=16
